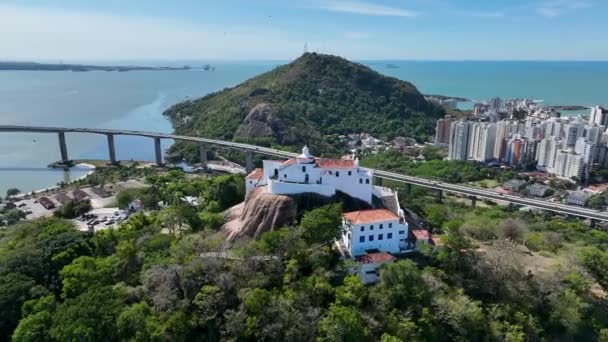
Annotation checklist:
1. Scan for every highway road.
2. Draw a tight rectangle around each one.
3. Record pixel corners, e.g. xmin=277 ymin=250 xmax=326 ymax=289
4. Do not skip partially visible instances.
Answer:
xmin=374 ymin=169 xmax=608 ymax=222
xmin=2 ymin=124 xmax=607 ymax=222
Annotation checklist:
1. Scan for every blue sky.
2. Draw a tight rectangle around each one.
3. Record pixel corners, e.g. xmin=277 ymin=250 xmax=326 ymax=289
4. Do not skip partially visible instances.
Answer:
xmin=0 ymin=0 xmax=605 ymax=61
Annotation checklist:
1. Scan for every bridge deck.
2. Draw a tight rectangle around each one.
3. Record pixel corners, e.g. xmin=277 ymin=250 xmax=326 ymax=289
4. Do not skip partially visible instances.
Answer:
xmin=2 ymin=125 xmax=607 ymax=222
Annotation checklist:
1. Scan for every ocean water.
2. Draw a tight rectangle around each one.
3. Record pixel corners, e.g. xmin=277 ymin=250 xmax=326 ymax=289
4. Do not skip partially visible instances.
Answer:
xmin=371 ymin=61 xmax=608 ymax=107
xmin=0 ymin=62 xmax=277 ymax=194
xmin=0 ymin=60 xmax=607 ymax=194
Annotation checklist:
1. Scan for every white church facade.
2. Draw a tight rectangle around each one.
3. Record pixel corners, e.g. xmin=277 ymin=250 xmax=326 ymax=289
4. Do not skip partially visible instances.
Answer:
xmin=246 ymin=146 xmax=373 ymax=204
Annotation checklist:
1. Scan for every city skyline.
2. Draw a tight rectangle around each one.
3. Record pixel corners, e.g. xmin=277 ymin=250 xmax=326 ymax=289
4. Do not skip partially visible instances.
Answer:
xmin=0 ymin=0 xmax=606 ymax=61
xmin=444 ymin=99 xmax=608 ymax=182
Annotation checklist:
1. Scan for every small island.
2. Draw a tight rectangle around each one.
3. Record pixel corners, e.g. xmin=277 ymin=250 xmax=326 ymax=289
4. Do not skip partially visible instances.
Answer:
xmin=0 ymin=61 xmax=207 ymax=72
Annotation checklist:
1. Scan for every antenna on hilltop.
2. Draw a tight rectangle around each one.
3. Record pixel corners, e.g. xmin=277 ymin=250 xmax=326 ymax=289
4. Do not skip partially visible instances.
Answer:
xmin=303 ymin=42 xmax=309 ymax=54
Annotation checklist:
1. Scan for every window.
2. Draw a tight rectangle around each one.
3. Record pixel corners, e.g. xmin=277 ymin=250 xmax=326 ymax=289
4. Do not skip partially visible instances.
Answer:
xmin=370 ymin=225 xmax=374 ymax=231
xmin=399 ymin=230 xmax=405 ymax=235
xmin=378 ymin=234 xmax=383 ymax=240
xmin=359 ymin=179 xmax=363 ymax=184
xmin=348 ymin=171 xmax=352 ymax=176
xmin=302 ymin=166 xmax=306 ymax=172
xmin=360 ymin=226 xmax=364 ymax=232
xmin=365 ymin=179 xmax=370 ymax=184
xmin=388 ymin=233 xmax=393 ymax=239
xmin=336 ymin=171 xmax=340 ymax=177
xmin=283 ymin=174 xmax=287 ymax=178
xmin=359 ymin=236 xmax=365 ymax=243
xmin=388 ymin=223 xmax=393 ymax=228
xmin=379 ymin=224 xmax=383 ymax=229
xmin=369 ymin=235 xmax=374 ymax=241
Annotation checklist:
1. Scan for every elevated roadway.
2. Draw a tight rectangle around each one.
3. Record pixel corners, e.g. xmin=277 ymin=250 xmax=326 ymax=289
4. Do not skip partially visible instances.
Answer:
xmin=1 ymin=125 xmax=606 ymax=222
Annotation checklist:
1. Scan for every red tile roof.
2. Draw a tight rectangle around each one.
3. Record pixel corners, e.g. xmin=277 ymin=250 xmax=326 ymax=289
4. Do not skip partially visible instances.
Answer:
xmin=278 ymin=157 xmax=357 ymax=170
xmin=585 ymin=183 xmax=608 ymax=194
xmin=356 ymin=252 xmax=397 ymax=264
xmin=246 ymin=168 xmax=263 ymax=180
xmin=410 ymin=229 xmax=430 ymax=241
xmin=315 ymin=158 xmax=355 ymax=169
xmin=280 ymin=158 xmax=298 ymax=166
xmin=343 ymin=209 xmax=399 ymax=224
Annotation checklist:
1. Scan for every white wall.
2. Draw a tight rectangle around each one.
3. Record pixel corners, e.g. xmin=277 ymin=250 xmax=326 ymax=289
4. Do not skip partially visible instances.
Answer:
xmin=329 ymin=168 xmax=373 ymax=204
xmin=269 ymin=160 xmax=373 ymax=204
xmin=245 ymin=179 xmax=258 ymax=194
xmin=268 ymin=179 xmax=336 ymax=198
xmin=278 ymin=161 xmax=322 ymax=185
xmin=342 ymin=218 xmax=408 ymax=256
xmin=262 ymin=160 xmax=283 ymax=182
xmin=358 ymin=262 xmax=381 ymax=285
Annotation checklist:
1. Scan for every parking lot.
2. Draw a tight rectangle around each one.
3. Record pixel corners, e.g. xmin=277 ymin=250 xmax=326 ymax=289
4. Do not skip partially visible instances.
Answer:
xmin=12 ymin=179 xmax=147 ymax=221
xmin=14 ymin=187 xmax=112 ymax=220
xmin=71 ymin=208 xmax=130 ymax=232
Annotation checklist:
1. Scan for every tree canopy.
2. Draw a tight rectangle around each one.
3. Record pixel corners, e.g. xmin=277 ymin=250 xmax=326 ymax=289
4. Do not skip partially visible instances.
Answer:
xmin=1 ymin=172 xmax=607 ymax=341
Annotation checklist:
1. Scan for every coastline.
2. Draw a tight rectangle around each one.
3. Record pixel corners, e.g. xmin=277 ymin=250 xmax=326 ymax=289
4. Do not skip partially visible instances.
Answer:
xmin=0 ymin=61 xmax=198 ymax=72
xmin=13 ymin=163 xmax=96 ymax=199
xmin=2 ymin=60 xmax=606 ymax=195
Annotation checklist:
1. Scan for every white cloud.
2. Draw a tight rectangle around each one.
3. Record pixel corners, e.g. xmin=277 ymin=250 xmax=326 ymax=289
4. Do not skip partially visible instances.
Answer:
xmin=537 ymin=0 xmax=591 ymax=17
xmin=316 ymin=0 xmax=420 ymax=17
xmin=0 ymin=4 xmax=302 ymax=60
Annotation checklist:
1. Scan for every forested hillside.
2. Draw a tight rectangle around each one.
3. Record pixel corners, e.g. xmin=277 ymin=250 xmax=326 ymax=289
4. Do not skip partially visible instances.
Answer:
xmin=164 ymin=53 xmax=445 ymax=160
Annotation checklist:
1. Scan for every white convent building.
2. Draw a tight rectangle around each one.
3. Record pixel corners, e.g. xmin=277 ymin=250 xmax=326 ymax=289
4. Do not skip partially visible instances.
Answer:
xmin=246 ymin=146 xmax=416 ymax=284
xmin=339 ymin=209 xmax=410 ymax=284
xmin=340 ymin=209 xmax=409 ymax=257
xmin=246 ymin=145 xmax=373 ymax=204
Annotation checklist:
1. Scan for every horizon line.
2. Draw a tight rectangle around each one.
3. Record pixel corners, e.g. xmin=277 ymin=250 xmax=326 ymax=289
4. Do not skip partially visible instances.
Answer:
xmin=2 ymin=58 xmax=608 ymax=64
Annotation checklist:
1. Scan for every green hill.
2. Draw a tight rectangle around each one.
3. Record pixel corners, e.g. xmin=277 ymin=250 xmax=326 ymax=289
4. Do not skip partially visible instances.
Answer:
xmin=164 ymin=53 xmax=445 ymax=160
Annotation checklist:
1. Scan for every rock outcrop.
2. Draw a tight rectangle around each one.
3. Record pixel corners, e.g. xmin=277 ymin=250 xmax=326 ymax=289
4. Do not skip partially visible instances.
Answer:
xmin=235 ymin=103 xmax=285 ymax=138
xmin=223 ymin=187 xmax=297 ymax=241
xmin=223 ymin=187 xmax=374 ymax=241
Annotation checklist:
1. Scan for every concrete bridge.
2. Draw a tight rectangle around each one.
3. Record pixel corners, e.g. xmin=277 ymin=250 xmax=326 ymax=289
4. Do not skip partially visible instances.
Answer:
xmin=0 ymin=125 xmax=290 ymax=172
xmin=2 ymin=124 xmax=608 ymax=223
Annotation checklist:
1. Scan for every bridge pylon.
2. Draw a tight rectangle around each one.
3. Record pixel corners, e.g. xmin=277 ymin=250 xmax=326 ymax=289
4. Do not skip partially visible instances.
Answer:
xmin=154 ymin=138 xmax=163 ymax=166
xmin=245 ymin=151 xmax=254 ymax=173
xmin=107 ymin=134 xmax=117 ymax=165
xmin=58 ymin=132 xmax=69 ymax=163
